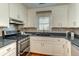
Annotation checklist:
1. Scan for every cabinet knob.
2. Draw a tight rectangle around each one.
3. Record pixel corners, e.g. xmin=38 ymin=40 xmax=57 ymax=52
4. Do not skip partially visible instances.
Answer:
xmin=41 ymin=43 xmax=44 ymax=46
xmin=6 ymin=48 xmax=11 ymax=51
xmin=58 ymin=40 xmax=60 ymax=42
xmin=63 ymin=45 xmax=64 ymax=48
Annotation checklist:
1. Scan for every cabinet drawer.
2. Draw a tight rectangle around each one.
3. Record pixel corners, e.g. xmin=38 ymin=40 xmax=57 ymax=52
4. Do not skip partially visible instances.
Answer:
xmin=0 ymin=42 xmax=16 ymax=56
xmin=4 ymin=48 xmax=16 ymax=56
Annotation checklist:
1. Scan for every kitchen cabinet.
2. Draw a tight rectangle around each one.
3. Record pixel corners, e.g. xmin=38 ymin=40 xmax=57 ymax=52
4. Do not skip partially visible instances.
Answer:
xmin=64 ymin=39 xmax=71 ymax=56
xmin=0 ymin=3 xmax=9 ymax=27
xmin=71 ymin=44 xmax=79 ymax=56
xmin=9 ymin=3 xmax=28 ymax=27
xmin=9 ymin=3 xmax=19 ymax=20
xmin=30 ymin=36 xmax=42 ymax=54
xmin=52 ymin=5 xmax=68 ymax=27
xmin=30 ymin=36 xmax=71 ymax=56
xmin=18 ymin=4 xmax=28 ymax=27
xmin=68 ymin=4 xmax=79 ymax=27
xmin=27 ymin=9 xmax=36 ymax=27
xmin=0 ymin=42 xmax=16 ymax=56
xmin=45 ymin=37 xmax=71 ymax=56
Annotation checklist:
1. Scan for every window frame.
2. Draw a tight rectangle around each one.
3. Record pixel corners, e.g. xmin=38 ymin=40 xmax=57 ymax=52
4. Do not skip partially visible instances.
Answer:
xmin=37 ymin=16 xmax=50 ymax=32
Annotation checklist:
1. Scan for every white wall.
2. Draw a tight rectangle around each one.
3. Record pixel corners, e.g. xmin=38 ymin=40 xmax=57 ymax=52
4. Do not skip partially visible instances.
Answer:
xmin=0 ymin=3 xmax=9 ymax=27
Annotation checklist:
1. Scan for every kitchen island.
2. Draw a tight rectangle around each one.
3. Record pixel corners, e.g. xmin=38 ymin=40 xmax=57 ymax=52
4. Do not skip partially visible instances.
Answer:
xmin=25 ymin=32 xmax=79 ymax=47
xmin=25 ymin=32 xmax=79 ymax=56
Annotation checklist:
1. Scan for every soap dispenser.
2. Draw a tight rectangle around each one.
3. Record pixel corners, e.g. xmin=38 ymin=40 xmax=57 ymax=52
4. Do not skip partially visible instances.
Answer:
xmin=71 ymin=31 xmax=74 ymax=40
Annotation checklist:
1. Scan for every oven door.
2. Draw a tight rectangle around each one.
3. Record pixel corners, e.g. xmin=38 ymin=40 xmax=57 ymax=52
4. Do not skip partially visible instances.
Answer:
xmin=20 ymin=39 xmax=30 ymax=54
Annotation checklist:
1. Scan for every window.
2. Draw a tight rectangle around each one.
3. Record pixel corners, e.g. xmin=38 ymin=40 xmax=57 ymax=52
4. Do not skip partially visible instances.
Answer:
xmin=38 ymin=16 xmax=50 ymax=31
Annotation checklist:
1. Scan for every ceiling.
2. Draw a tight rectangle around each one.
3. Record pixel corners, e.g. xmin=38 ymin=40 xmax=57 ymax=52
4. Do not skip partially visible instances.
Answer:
xmin=23 ymin=3 xmax=69 ymax=8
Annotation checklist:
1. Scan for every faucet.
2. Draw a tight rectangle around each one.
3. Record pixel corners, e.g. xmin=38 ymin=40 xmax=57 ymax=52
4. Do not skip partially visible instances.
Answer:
xmin=66 ymin=31 xmax=70 ymax=39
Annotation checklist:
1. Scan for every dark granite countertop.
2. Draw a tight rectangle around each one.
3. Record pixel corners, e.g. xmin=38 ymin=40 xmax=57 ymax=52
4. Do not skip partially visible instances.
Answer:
xmin=71 ymin=38 xmax=79 ymax=47
xmin=25 ymin=32 xmax=79 ymax=47
xmin=0 ymin=32 xmax=79 ymax=48
xmin=0 ymin=37 xmax=16 ymax=48
xmin=0 ymin=34 xmax=30 ymax=48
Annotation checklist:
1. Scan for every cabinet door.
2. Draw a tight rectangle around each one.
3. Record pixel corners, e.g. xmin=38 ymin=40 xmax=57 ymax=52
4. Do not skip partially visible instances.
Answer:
xmin=30 ymin=36 xmax=42 ymax=53
xmin=27 ymin=9 xmax=36 ymax=27
xmin=5 ymin=48 xmax=16 ymax=56
xmin=18 ymin=4 xmax=28 ymax=27
xmin=71 ymin=44 xmax=79 ymax=56
xmin=63 ymin=39 xmax=71 ymax=56
xmin=68 ymin=4 xmax=77 ymax=27
xmin=42 ymin=37 xmax=71 ymax=56
xmin=68 ymin=4 xmax=79 ymax=27
xmin=9 ymin=3 xmax=28 ymax=27
xmin=30 ymin=37 xmax=66 ymax=55
xmin=0 ymin=42 xmax=16 ymax=56
xmin=9 ymin=3 xmax=19 ymax=20
xmin=0 ymin=3 xmax=9 ymax=27
xmin=17 ymin=4 xmax=23 ymax=21
xmin=43 ymin=38 xmax=66 ymax=56
xmin=53 ymin=5 xmax=68 ymax=27
xmin=30 ymin=36 xmax=71 ymax=56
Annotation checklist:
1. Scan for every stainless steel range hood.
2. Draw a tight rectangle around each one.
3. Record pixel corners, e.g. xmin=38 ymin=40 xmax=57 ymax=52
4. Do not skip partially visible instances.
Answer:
xmin=9 ymin=18 xmax=24 ymax=31
xmin=9 ymin=18 xmax=24 ymax=25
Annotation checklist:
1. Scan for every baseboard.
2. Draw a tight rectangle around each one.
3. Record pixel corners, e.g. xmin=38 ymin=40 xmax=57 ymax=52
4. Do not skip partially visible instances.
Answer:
xmin=30 ymin=52 xmax=52 ymax=56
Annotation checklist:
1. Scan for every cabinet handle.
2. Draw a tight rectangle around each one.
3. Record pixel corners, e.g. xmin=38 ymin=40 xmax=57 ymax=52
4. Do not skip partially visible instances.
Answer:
xmin=6 ymin=48 xmax=11 ymax=51
xmin=63 ymin=45 xmax=64 ymax=48
xmin=41 ymin=43 xmax=44 ymax=46
xmin=67 ymin=48 xmax=69 ymax=53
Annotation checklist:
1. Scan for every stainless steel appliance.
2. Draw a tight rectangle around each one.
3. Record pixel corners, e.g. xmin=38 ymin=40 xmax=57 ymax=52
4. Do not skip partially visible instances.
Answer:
xmin=9 ymin=18 xmax=24 ymax=31
xmin=18 ymin=35 xmax=30 ymax=56
xmin=15 ymin=31 xmax=30 ymax=56
xmin=2 ymin=29 xmax=30 ymax=56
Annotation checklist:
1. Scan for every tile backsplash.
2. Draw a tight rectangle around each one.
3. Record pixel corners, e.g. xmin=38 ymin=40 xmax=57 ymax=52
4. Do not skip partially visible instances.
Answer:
xmin=52 ymin=28 xmax=79 ymax=35
xmin=21 ymin=27 xmax=37 ymax=32
xmin=21 ymin=27 xmax=79 ymax=35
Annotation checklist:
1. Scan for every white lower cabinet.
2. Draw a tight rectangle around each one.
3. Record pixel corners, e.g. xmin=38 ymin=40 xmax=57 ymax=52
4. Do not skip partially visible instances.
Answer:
xmin=71 ymin=44 xmax=79 ymax=56
xmin=30 ymin=36 xmax=71 ymax=56
xmin=0 ymin=42 xmax=16 ymax=56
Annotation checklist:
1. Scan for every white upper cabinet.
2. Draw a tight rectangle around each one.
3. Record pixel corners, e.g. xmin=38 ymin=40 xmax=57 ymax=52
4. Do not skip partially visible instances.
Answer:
xmin=0 ymin=3 xmax=9 ymax=27
xmin=9 ymin=3 xmax=28 ymax=27
xmin=53 ymin=5 xmax=68 ymax=27
xmin=68 ymin=4 xmax=79 ymax=27
xmin=18 ymin=4 xmax=28 ymax=27
xmin=9 ymin=3 xmax=19 ymax=20
xmin=27 ymin=9 xmax=36 ymax=27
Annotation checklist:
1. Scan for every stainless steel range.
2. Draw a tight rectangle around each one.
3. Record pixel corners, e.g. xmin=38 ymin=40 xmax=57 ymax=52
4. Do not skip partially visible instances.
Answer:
xmin=2 ymin=30 xmax=30 ymax=56
xmin=17 ymin=35 xmax=30 ymax=56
